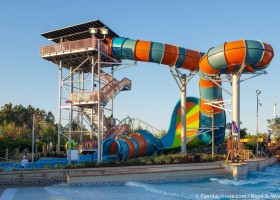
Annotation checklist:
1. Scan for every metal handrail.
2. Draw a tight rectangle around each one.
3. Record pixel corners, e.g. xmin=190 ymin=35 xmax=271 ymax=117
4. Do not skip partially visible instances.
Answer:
xmin=40 ymin=38 xmax=108 ymax=55
xmin=101 ymin=79 xmax=119 ymax=94
xmin=131 ymin=118 xmax=162 ymax=137
xmin=107 ymin=117 xmax=132 ymax=138
xmin=104 ymin=78 xmax=131 ymax=101
xmin=9 ymin=148 xmax=19 ymax=160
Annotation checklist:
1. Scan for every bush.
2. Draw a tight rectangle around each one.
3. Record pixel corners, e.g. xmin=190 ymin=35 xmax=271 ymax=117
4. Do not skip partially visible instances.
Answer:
xmin=146 ymin=159 xmax=153 ymax=165
xmin=154 ymin=156 xmax=165 ymax=164
xmin=83 ymin=161 xmax=96 ymax=168
xmin=140 ymin=159 xmax=147 ymax=165
xmin=65 ymin=163 xmax=72 ymax=169
xmin=0 ymin=138 xmax=31 ymax=157
xmin=164 ymin=157 xmax=171 ymax=164
xmin=126 ymin=159 xmax=139 ymax=166
xmin=54 ymin=164 xmax=62 ymax=169
xmin=44 ymin=165 xmax=51 ymax=169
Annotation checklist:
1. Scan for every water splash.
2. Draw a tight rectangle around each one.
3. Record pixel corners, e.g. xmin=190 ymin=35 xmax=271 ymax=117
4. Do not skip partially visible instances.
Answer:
xmin=125 ymin=181 xmax=188 ymax=199
xmin=210 ymin=178 xmax=267 ymax=186
xmin=0 ymin=188 xmax=17 ymax=200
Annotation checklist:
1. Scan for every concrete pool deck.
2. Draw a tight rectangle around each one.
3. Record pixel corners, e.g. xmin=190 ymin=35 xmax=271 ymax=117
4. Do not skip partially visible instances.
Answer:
xmin=0 ymin=157 xmax=277 ymax=187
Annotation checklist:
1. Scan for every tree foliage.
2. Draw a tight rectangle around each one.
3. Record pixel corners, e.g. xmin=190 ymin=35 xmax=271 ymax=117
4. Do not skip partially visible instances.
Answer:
xmin=267 ymin=116 xmax=280 ymax=140
xmin=225 ymin=122 xmax=248 ymax=139
xmin=0 ymin=103 xmax=57 ymax=150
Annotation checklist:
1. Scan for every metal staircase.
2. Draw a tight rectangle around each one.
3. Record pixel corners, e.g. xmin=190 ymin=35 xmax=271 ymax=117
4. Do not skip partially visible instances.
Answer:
xmin=69 ymin=74 xmax=131 ymax=107
xmin=69 ymin=72 xmax=131 ymax=140
xmin=107 ymin=124 xmax=130 ymax=139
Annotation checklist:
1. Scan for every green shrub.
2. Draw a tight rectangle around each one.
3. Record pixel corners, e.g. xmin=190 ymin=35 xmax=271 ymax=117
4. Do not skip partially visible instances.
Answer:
xmin=54 ymin=164 xmax=62 ymax=169
xmin=146 ymin=159 xmax=153 ymax=165
xmin=65 ymin=163 xmax=72 ymax=169
xmin=83 ymin=161 xmax=96 ymax=168
xmin=164 ymin=157 xmax=171 ymax=164
xmin=140 ymin=159 xmax=146 ymax=165
xmin=154 ymin=157 xmax=163 ymax=164
xmin=126 ymin=159 xmax=139 ymax=166
xmin=173 ymin=158 xmax=180 ymax=164
xmin=73 ymin=163 xmax=81 ymax=168
xmin=44 ymin=164 xmax=51 ymax=169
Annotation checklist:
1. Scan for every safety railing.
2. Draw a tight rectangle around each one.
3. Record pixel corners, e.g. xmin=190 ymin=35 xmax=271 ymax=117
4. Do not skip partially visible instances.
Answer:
xmin=69 ymin=91 xmax=107 ymax=104
xmin=100 ymin=73 xmax=114 ymax=84
xmin=115 ymin=124 xmax=130 ymax=138
xmin=9 ymin=148 xmax=20 ymax=161
xmin=40 ymin=38 xmax=109 ymax=55
xmin=101 ymin=79 xmax=119 ymax=94
xmin=104 ymin=78 xmax=131 ymax=101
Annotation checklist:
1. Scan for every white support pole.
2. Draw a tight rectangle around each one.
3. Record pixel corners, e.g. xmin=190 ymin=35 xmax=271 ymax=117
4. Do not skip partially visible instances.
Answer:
xmin=97 ymin=39 xmax=102 ymax=163
xmin=92 ymin=57 xmax=95 ymax=91
xmin=68 ymin=102 xmax=72 ymax=164
xmin=90 ymin=57 xmax=95 ymax=161
xmin=101 ymin=109 xmax=104 ymax=162
xmin=232 ymin=71 xmax=240 ymax=142
xmin=32 ymin=114 xmax=35 ymax=163
xmin=181 ymin=74 xmax=187 ymax=154
xmin=256 ymin=90 xmax=261 ymax=158
xmin=91 ymin=108 xmax=94 ymax=162
xmin=81 ymin=71 xmax=84 ymax=146
xmin=91 ymin=57 xmax=94 ymax=143
xmin=211 ymin=109 xmax=214 ymax=159
xmin=256 ymin=94 xmax=259 ymax=158
xmin=274 ymin=96 xmax=277 ymax=120
xmin=274 ymin=96 xmax=277 ymax=137
xmin=111 ymin=67 xmax=114 ymax=118
xmin=68 ymin=66 xmax=73 ymax=164
xmin=57 ymin=61 xmax=62 ymax=152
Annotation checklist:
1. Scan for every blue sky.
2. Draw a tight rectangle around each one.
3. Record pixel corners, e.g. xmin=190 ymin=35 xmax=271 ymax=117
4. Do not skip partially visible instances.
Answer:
xmin=0 ymin=0 xmax=279 ymax=134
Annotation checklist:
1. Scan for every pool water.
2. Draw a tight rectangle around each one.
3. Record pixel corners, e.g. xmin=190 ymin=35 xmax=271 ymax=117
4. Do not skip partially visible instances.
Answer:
xmin=1 ymin=163 xmax=280 ymax=200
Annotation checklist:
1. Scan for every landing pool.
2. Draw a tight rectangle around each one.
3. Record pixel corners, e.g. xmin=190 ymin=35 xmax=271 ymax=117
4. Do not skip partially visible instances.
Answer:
xmin=1 ymin=163 xmax=280 ymax=200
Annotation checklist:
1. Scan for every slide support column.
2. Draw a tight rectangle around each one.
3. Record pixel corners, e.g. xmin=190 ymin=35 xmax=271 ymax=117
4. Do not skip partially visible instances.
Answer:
xmin=97 ymin=39 xmax=102 ymax=163
xmin=181 ymin=74 xmax=187 ymax=154
xmin=232 ymin=67 xmax=242 ymax=143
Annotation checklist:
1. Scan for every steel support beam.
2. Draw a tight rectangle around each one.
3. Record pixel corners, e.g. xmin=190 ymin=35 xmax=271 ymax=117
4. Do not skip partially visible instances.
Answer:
xmin=181 ymin=74 xmax=187 ymax=154
xmin=57 ymin=61 xmax=62 ymax=152
xmin=97 ymin=39 xmax=102 ymax=163
xmin=232 ymin=69 xmax=240 ymax=141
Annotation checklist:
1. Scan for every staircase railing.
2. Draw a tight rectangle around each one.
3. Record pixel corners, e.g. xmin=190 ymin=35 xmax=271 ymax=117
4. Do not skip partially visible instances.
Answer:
xmin=103 ymin=78 xmax=131 ymax=102
xmin=115 ymin=124 xmax=130 ymax=138
xmin=19 ymin=148 xmax=29 ymax=159
xmin=100 ymin=73 xmax=114 ymax=84
xmin=9 ymin=148 xmax=20 ymax=161
xmin=101 ymin=79 xmax=119 ymax=94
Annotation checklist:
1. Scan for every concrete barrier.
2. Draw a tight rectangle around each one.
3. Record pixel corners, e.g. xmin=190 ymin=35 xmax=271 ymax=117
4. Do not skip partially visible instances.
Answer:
xmin=0 ymin=157 xmax=277 ymax=186
xmin=224 ymin=157 xmax=277 ymax=179
xmin=0 ymin=169 xmax=67 ymax=186
xmin=67 ymin=162 xmax=226 ymax=186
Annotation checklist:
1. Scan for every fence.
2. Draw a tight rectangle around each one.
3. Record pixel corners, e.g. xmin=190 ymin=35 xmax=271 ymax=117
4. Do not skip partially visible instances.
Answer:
xmin=40 ymin=38 xmax=109 ymax=55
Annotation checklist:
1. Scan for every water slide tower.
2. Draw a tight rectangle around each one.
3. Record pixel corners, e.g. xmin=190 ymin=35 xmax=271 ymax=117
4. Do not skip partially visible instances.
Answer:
xmin=40 ymin=20 xmax=132 ymax=160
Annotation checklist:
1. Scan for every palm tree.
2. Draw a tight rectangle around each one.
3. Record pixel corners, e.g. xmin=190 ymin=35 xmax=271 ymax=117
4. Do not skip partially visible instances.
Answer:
xmin=267 ymin=116 xmax=280 ymax=140
xmin=226 ymin=122 xmax=247 ymax=139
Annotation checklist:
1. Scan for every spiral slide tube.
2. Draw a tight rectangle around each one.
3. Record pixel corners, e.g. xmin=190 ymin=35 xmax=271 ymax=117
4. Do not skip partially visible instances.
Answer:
xmin=109 ymin=37 xmax=203 ymax=70
xmin=103 ymin=130 xmax=163 ymax=160
xmin=199 ymin=40 xmax=274 ymax=145
xmin=102 ymin=37 xmax=273 ymax=159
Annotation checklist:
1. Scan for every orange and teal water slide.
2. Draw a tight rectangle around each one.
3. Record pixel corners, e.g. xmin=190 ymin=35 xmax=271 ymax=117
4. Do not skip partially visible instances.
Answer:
xmin=103 ymin=37 xmax=274 ymax=160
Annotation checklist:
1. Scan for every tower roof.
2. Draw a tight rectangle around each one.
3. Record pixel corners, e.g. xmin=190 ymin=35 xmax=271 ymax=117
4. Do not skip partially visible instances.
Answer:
xmin=41 ymin=19 xmax=119 ymax=43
